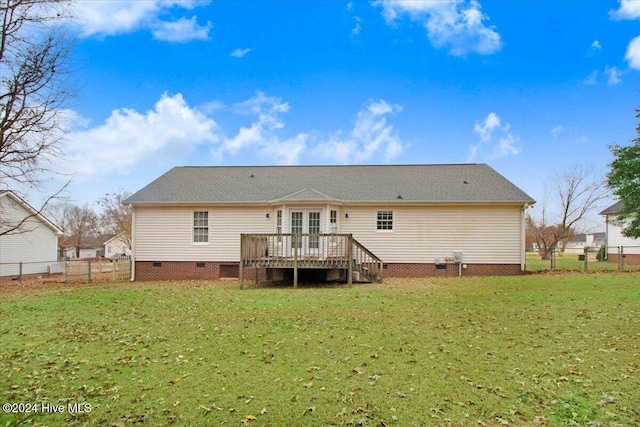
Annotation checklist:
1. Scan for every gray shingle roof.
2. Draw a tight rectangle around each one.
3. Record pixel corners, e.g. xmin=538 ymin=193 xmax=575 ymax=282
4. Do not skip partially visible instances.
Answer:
xmin=125 ymin=164 xmax=534 ymax=205
xmin=600 ymin=200 xmax=624 ymax=215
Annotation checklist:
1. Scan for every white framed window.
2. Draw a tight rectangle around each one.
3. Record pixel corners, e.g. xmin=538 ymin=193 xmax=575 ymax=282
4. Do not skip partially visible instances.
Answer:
xmin=276 ymin=210 xmax=282 ymax=242
xmin=330 ymin=210 xmax=338 ymax=233
xmin=376 ymin=210 xmax=393 ymax=231
xmin=193 ymin=211 xmax=209 ymax=243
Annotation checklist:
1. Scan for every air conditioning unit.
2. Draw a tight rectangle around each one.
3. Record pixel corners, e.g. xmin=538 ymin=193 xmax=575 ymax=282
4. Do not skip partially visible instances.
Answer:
xmin=452 ymin=251 xmax=463 ymax=263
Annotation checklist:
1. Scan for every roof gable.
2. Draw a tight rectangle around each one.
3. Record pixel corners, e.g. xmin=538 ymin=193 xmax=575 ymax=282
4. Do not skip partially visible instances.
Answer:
xmin=600 ymin=200 xmax=624 ymax=215
xmin=277 ymin=187 xmax=336 ymax=201
xmin=0 ymin=191 xmax=63 ymax=235
xmin=125 ymin=164 xmax=535 ymax=205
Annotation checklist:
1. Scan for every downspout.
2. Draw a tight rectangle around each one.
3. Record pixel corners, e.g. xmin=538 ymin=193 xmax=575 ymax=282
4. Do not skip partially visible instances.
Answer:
xmin=130 ymin=208 xmax=136 ymax=282
xmin=604 ymin=214 xmax=609 ymax=260
xmin=521 ymin=203 xmax=529 ymax=272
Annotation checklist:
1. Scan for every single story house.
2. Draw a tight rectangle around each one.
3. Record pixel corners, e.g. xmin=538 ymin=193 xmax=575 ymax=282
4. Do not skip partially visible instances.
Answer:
xmin=600 ymin=201 xmax=640 ymax=264
xmin=563 ymin=232 xmax=606 ymax=255
xmin=125 ymin=164 xmax=534 ymax=282
xmin=0 ymin=191 xmax=63 ymax=278
xmin=104 ymin=232 xmax=131 ymax=259
xmin=62 ymin=236 xmax=105 ymax=259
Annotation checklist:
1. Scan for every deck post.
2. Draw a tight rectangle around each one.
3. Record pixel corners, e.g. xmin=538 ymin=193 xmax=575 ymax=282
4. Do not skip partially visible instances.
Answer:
xmin=293 ymin=239 xmax=298 ymax=288
xmin=239 ymin=234 xmax=244 ymax=289
xmin=347 ymin=234 xmax=353 ymax=286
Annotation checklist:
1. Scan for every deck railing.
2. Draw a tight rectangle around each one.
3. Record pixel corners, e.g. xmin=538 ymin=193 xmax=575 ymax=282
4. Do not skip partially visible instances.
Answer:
xmin=240 ymin=233 xmax=383 ymax=287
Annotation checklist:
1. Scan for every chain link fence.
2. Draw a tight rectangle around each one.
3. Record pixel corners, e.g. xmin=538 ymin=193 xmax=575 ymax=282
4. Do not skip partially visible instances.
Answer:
xmin=0 ymin=258 xmax=131 ymax=283
xmin=527 ymin=246 xmax=640 ymax=273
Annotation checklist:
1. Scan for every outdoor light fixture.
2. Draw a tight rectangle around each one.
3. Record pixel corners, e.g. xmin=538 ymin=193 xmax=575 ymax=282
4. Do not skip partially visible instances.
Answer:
xmin=345 ymin=213 xmax=349 ymax=218
xmin=266 ymin=213 xmax=270 ymax=218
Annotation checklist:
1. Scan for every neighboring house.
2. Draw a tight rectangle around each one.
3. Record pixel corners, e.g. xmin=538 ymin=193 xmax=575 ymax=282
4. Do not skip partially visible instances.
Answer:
xmin=600 ymin=201 xmax=640 ymax=264
xmin=62 ymin=236 xmax=105 ymax=259
xmin=563 ymin=232 xmax=606 ymax=255
xmin=104 ymin=232 xmax=131 ymax=258
xmin=125 ymin=164 xmax=535 ymax=282
xmin=0 ymin=191 xmax=63 ymax=277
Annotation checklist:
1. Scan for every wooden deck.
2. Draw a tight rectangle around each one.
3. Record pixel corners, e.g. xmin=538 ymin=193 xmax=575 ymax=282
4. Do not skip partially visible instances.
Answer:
xmin=240 ymin=233 xmax=383 ymax=288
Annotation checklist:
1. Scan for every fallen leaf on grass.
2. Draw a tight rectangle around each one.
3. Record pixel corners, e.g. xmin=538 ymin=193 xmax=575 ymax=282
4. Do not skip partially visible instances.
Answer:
xmin=334 ymin=408 xmax=347 ymax=418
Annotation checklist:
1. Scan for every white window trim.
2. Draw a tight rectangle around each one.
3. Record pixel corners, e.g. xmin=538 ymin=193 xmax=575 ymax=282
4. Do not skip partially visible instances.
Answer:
xmin=376 ymin=210 xmax=394 ymax=232
xmin=192 ymin=210 xmax=210 ymax=245
xmin=276 ymin=209 xmax=283 ymax=243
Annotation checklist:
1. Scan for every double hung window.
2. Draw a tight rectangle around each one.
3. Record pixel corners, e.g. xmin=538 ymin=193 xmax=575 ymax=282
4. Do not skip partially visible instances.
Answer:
xmin=193 ymin=211 xmax=209 ymax=243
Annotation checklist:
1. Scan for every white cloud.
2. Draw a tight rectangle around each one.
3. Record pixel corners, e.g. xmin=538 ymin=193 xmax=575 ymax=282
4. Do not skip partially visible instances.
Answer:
xmin=610 ymin=0 xmax=640 ymax=20
xmin=625 ymin=35 xmax=640 ymax=69
xmin=61 ymin=93 xmax=406 ymax=179
xmin=64 ymin=93 xmax=220 ymax=177
xmin=468 ymin=112 xmax=520 ymax=161
xmin=352 ymin=18 xmax=362 ymax=36
xmin=591 ymin=40 xmax=602 ymax=50
xmin=584 ymin=70 xmax=599 ymax=85
xmin=473 ymin=112 xmax=501 ymax=141
xmin=230 ymin=48 xmax=251 ymax=58
xmin=374 ymin=0 xmax=502 ymax=56
xmin=492 ymin=134 xmax=521 ymax=158
xmin=605 ymin=66 xmax=623 ymax=85
xmin=346 ymin=2 xmax=362 ymax=37
xmin=217 ymin=93 xmax=306 ymax=164
xmin=551 ymin=125 xmax=564 ymax=139
xmin=585 ymin=66 xmax=625 ymax=85
xmin=312 ymin=100 xmax=404 ymax=163
xmin=71 ymin=1 xmax=211 ymax=42
xmin=152 ymin=16 xmax=211 ymax=43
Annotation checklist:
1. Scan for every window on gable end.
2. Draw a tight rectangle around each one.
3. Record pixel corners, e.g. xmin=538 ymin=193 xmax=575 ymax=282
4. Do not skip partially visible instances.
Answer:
xmin=193 ymin=211 xmax=209 ymax=243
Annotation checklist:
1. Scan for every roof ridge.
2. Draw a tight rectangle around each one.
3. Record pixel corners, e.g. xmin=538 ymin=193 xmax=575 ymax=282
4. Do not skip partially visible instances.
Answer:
xmin=177 ymin=163 xmax=483 ymax=169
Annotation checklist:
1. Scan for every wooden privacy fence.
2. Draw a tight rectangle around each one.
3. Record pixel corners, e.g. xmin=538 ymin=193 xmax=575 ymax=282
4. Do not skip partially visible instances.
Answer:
xmin=64 ymin=258 xmax=131 ymax=283
xmin=240 ymin=233 xmax=383 ymax=288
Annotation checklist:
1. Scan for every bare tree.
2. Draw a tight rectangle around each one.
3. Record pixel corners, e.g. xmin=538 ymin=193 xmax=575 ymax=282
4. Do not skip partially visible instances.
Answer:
xmin=97 ymin=190 xmax=133 ymax=247
xmin=526 ymin=166 xmax=609 ymax=259
xmin=47 ymin=202 xmax=98 ymax=258
xmin=0 ymin=0 xmax=73 ymax=230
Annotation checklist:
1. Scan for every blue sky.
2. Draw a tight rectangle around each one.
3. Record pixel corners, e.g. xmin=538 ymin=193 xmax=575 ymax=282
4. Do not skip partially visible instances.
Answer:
xmin=35 ymin=0 xmax=640 ymax=225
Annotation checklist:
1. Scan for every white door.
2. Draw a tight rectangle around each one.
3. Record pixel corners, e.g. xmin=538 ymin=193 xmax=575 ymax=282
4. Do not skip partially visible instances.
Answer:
xmin=291 ymin=210 xmax=322 ymax=256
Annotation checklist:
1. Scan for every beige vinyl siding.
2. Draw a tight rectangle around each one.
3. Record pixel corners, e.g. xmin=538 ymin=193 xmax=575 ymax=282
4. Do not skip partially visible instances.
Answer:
xmin=0 ymin=197 xmax=59 ymax=276
xmin=606 ymin=215 xmax=640 ymax=254
xmin=134 ymin=206 xmax=272 ymax=261
xmin=134 ymin=203 xmax=525 ymax=264
xmin=340 ymin=205 xmax=524 ymax=264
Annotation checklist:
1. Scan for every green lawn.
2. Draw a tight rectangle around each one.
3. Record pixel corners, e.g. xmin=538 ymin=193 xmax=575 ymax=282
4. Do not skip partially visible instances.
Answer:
xmin=1 ymin=274 xmax=639 ymax=426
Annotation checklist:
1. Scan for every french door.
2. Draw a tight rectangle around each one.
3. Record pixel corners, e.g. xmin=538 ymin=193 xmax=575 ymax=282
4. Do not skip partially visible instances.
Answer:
xmin=291 ymin=210 xmax=322 ymax=255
